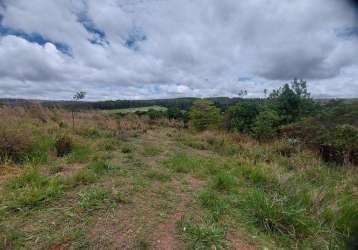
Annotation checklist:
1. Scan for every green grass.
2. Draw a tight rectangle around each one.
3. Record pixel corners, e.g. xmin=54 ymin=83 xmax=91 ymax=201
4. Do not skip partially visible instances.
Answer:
xmin=177 ymin=216 xmax=226 ymax=250
xmin=87 ymin=160 xmax=117 ymax=174
xmin=199 ymin=190 xmax=229 ymax=221
xmin=66 ymin=145 xmax=92 ymax=163
xmin=212 ymin=172 xmax=237 ymax=192
xmin=66 ymin=168 xmax=97 ymax=187
xmin=145 ymin=169 xmax=171 ymax=182
xmin=108 ymin=106 xmax=167 ymax=114
xmin=2 ymin=170 xmax=64 ymax=211
xmin=78 ymin=187 xmax=115 ymax=212
xmin=0 ymin=225 xmax=25 ymax=249
xmin=143 ymin=144 xmax=162 ymax=157
xmin=164 ymin=153 xmax=203 ymax=173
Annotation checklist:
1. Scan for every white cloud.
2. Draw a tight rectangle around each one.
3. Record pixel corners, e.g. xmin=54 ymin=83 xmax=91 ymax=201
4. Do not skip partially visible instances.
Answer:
xmin=0 ymin=0 xmax=357 ymax=100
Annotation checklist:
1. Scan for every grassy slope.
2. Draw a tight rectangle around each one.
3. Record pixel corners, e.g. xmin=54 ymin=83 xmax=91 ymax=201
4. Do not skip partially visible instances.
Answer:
xmin=0 ymin=110 xmax=357 ymax=249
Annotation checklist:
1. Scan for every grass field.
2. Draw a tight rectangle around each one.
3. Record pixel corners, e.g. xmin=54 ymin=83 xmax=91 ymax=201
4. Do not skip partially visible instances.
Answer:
xmin=107 ymin=106 xmax=167 ymax=114
xmin=0 ymin=108 xmax=357 ymax=249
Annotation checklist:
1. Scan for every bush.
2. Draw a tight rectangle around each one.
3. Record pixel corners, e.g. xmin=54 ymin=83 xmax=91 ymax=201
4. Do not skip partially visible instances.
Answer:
xmin=0 ymin=125 xmax=33 ymax=163
xmin=55 ymin=135 xmax=73 ymax=157
xmin=251 ymin=110 xmax=280 ymax=141
xmin=189 ymin=100 xmax=221 ymax=131
xmin=226 ymin=100 xmax=260 ymax=132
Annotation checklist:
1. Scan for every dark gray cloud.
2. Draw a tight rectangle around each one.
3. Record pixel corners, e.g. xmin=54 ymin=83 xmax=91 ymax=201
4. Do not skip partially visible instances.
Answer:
xmin=0 ymin=0 xmax=357 ymax=100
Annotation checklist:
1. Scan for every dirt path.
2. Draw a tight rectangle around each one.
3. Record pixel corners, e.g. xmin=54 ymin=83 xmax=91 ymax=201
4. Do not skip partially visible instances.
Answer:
xmin=151 ymin=177 xmax=205 ymax=250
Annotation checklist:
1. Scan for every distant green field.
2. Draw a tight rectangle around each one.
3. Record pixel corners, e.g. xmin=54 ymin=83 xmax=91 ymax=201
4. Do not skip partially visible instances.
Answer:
xmin=107 ymin=105 xmax=167 ymax=114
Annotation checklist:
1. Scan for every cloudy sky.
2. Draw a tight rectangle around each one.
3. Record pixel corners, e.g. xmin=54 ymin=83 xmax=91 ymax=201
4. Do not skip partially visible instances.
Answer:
xmin=0 ymin=0 xmax=357 ymax=100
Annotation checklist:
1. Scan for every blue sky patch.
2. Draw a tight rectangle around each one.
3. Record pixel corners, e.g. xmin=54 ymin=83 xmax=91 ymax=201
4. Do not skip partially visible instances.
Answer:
xmin=0 ymin=25 xmax=72 ymax=55
xmin=125 ymin=27 xmax=147 ymax=50
xmin=77 ymin=13 xmax=108 ymax=46
xmin=238 ymin=76 xmax=254 ymax=82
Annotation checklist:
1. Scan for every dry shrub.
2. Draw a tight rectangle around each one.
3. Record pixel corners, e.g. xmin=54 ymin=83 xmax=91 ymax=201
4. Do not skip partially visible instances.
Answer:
xmin=0 ymin=124 xmax=33 ymax=163
xmin=273 ymin=139 xmax=300 ymax=158
xmin=55 ymin=135 xmax=73 ymax=157
xmin=117 ymin=114 xmax=148 ymax=134
xmin=93 ymin=113 xmax=117 ymax=131
xmin=27 ymin=104 xmax=50 ymax=123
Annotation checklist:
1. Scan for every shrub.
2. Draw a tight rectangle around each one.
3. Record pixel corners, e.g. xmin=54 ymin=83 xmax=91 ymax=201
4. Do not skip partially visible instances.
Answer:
xmin=274 ymin=139 xmax=300 ymax=158
xmin=0 ymin=125 xmax=33 ymax=163
xmin=335 ymin=124 xmax=358 ymax=165
xmin=189 ymin=100 xmax=221 ymax=131
xmin=55 ymin=135 xmax=73 ymax=157
xmin=251 ymin=110 xmax=280 ymax=141
xmin=226 ymin=100 xmax=259 ymax=132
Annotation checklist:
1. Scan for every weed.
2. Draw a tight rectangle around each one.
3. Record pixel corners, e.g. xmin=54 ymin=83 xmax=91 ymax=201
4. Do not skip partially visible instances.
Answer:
xmin=87 ymin=160 xmax=117 ymax=174
xmin=199 ymin=190 xmax=229 ymax=220
xmin=78 ymin=187 xmax=114 ymax=212
xmin=114 ymin=191 xmax=128 ymax=203
xmin=77 ymin=127 xmax=101 ymax=138
xmin=3 ymin=171 xmax=64 ymax=211
xmin=177 ymin=217 xmax=226 ymax=250
xmin=165 ymin=154 xmax=201 ymax=173
xmin=49 ymin=164 xmax=64 ymax=174
xmin=134 ymin=237 xmax=150 ymax=250
xmin=66 ymin=145 xmax=92 ymax=163
xmin=145 ymin=169 xmax=171 ymax=182
xmin=6 ymin=169 xmax=49 ymax=190
xmin=183 ymin=139 xmax=208 ymax=150
xmin=66 ymin=169 xmax=97 ymax=187
xmin=212 ymin=172 xmax=236 ymax=192
xmin=0 ymin=225 xmax=25 ymax=249
xmin=143 ymin=144 xmax=162 ymax=157
xmin=238 ymin=164 xmax=279 ymax=190
xmin=238 ymin=189 xmax=318 ymax=242
xmin=121 ymin=144 xmax=134 ymax=154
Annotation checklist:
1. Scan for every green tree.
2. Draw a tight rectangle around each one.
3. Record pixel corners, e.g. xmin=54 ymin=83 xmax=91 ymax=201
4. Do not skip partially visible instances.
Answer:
xmin=189 ymin=100 xmax=221 ymax=131
xmin=335 ymin=124 xmax=358 ymax=165
xmin=251 ymin=110 xmax=280 ymax=141
xmin=72 ymin=91 xmax=86 ymax=130
xmin=269 ymin=79 xmax=314 ymax=124
xmin=226 ymin=100 xmax=260 ymax=132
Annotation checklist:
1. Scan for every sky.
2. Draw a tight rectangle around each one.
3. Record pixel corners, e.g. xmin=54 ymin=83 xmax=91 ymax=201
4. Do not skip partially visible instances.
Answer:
xmin=0 ymin=0 xmax=357 ymax=100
